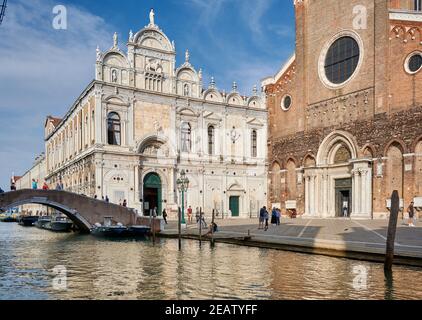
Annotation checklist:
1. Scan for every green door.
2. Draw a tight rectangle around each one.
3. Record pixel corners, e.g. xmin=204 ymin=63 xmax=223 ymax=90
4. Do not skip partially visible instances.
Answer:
xmin=143 ymin=173 xmax=162 ymax=216
xmin=229 ymin=196 xmax=240 ymax=217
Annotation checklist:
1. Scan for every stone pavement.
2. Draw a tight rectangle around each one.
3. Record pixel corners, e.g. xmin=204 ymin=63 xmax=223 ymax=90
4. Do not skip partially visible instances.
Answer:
xmin=160 ymin=217 xmax=422 ymax=264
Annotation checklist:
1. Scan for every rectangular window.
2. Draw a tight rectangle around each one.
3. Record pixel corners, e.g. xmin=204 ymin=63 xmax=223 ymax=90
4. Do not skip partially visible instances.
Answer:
xmin=251 ymin=130 xmax=257 ymax=158
xmin=416 ymin=0 xmax=422 ymax=11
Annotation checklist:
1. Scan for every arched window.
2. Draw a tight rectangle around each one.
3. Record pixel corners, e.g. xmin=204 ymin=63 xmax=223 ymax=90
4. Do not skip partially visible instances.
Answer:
xmin=415 ymin=0 xmax=421 ymax=11
xmin=208 ymin=125 xmax=215 ymax=155
xmin=181 ymin=122 xmax=191 ymax=152
xmin=107 ymin=112 xmax=121 ymax=146
xmin=251 ymin=130 xmax=257 ymax=158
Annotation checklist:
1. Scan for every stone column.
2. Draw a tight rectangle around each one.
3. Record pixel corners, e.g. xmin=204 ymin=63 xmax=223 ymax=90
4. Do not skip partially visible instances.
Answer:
xmin=304 ymin=175 xmax=310 ymax=215
xmin=94 ymin=91 xmax=103 ymax=144
xmin=134 ymin=164 xmax=139 ymax=204
xmin=309 ymin=175 xmax=315 ymax=216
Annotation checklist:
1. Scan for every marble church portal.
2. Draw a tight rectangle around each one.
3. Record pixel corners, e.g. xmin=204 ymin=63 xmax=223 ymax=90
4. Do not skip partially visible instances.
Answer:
xmin=263 ymin=0 xmax=422 ymax=219
xmin=44 ymin=10 xmax=267 ymax=218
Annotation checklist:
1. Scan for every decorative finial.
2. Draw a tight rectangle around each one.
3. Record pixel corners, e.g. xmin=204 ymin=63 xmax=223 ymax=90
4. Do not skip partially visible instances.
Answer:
xmin=185 ymin=49 xmax=190 ymax=63
xmin=198 ymin=68 xmax=202 ymax=80
xmin=149 ymin=8 xmax=155 ymax=26
xmin=96 ymin=46 xmax=101 ymax=61
xmin=113 ymin=32 xmax=118 ymax=48
xmin=210 ymin=77 xmax=215 ymax=88
xmin=129 ymin=30 xmax=134 ymax=42
xmin=232 ymin=81 xmax=238 ymax=92
xmin=253 ymin=85 xmax=258 ymax=95
xmin=172 ymin=40 xmax=175 ymax=50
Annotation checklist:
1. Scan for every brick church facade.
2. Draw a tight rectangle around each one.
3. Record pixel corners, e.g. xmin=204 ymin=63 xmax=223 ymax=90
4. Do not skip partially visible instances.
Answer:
xmin=263 ymin=0 xmax=422 ymax=218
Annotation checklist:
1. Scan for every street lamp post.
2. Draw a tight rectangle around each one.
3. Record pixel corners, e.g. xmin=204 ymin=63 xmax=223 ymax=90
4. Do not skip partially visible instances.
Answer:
xmin=176 ymin=169 xmax=189 ymax=225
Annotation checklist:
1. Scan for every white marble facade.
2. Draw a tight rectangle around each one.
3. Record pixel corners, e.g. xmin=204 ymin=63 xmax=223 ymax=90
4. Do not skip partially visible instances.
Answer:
xmin=44 ymin=11 xmax=268 ymax=219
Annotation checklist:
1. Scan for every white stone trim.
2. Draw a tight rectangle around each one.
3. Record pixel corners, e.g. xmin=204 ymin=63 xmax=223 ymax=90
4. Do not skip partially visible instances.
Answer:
xmin=389 ymin=11 xmax=422 ymax=23
xmin=404 ymin=51 xmax=422 ymax=75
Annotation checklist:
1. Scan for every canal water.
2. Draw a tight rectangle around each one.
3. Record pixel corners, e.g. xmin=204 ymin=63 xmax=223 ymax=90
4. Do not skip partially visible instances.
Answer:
xmin=0 ymin=223 xmax=421 ymax=300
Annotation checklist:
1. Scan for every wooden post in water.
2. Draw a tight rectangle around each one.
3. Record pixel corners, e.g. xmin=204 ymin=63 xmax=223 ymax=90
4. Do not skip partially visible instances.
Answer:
xmin=152 ymin=214 xmax=156 ymax=245
xmin=178 ymin=206 xmax=182 ymax=251
xmin=211 ymin=206 xmax=216 ymax=247
xmin=199 ymin=207 xmax=202 ymax=247
xmin=385 ymin=190 xmax=400 ymax=271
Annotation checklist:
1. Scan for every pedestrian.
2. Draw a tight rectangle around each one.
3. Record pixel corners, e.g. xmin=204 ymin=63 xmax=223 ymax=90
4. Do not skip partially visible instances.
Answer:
xmin=195 ymin=207 xmax=200 ymax=223
xmin=407 ymin=201 xmax=415 ymax=227
xmin=200 ymin=211 xmax=207 ymax=228
xmin=206 ymin=222 xmax=218 ymax=236
xmin=42 ymin=181 xmax=49 ymax=190
xmin=162 ymin=209 xmax=168 ymax=224
xmin=31 ymin=179 xmax=38 ymax=190
xmin=264 ymin=210 xmax=269 ymax=231
xmin=105 ymin=196 xmax=109 ymax=203
xmin=0 ymin=187 xmax=4 ymax=194
xmin=271 ymin=207 xmax=277 ymax=225
xmin=123 ymin=199 xmax=127 ymax=207
xmin=187 ymin=206 xmax=193 ymax=223
xmin=258 ymin=206 xmax=266 ymax=230
xmin=276 ymin=208 xmax=281 ymax=226
xmin=153 ymin=207 xmax=157 ymax=218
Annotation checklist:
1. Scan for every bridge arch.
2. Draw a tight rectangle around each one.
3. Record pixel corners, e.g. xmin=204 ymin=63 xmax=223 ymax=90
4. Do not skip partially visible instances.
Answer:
xmin=0 ymin=190 xmax=138 ymax=233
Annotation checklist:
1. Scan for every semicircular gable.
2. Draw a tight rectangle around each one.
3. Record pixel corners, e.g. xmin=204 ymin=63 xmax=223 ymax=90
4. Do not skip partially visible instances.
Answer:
xmin=226 ymin=93 xmax=244 ymax=106
xmin=203 ymin=89 xmax=223 ymax=103
xmin=134 ymin=28 xmax=173 ymax=52
xmin=247 ymin=97 xmax=262 ymax=109
xmin=102 ymin=51 xmax=129 ymax=68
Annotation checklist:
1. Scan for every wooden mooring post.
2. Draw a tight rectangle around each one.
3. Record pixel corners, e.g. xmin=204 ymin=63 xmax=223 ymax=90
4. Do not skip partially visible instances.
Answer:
xmin=199 ymin=207 xmax=202 ymax=247
xmin=178 ymin=206 xmax=182 ymax=251
xmin=385 ymin=190 xmax=400 ymax=271
xmin=211 ymin=207 xmax=216 ymax=248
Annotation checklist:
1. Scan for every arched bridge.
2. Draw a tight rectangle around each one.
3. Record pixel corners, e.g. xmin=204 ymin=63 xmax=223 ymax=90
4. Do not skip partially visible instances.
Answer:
xmin=0 ymin=190 xmax=138 ymax=233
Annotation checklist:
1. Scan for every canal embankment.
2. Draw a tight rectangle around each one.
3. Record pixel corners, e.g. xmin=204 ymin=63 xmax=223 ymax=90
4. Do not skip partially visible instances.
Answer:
xmin=158 ymin=218 xmax=422 ymax=267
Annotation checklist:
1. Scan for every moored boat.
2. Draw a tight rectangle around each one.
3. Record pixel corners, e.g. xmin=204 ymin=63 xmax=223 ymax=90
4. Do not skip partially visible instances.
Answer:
xmin=91 ymin=217 xmax=150 ymax=238
xmin=127 ymin=225 xmax=151 ymax=237
xmin=18 ymin=216 xmax=39 ymax=227
xmin=0 ymin=214 xmax=18 ymax=223
xmin=42 ymin=216 xmax=73 ymax=232
xmin=35 ymin=216 xmax=52 ymax=229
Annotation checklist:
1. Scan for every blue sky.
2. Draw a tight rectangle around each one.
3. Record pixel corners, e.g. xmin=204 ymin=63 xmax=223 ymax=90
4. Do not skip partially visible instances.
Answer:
xmin=0 ymin=0 xmax=295 ymax=189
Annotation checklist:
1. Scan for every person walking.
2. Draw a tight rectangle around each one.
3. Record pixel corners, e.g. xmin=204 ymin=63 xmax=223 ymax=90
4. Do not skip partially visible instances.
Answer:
xmin=0 ymin=187 xmax=4 ymax=194
xmin=162 ymin=209 xmax=168 ymax=224
xmin=264 ymin=209 xmax=270 ymax=231
xmin=407 ymin=201 xmax=415 ymax=227
xmin=259 ymin=206 xmax=267 ymax=230
xmin=105 ymin=196 xmax=109 ymax=203
xmin=42 ymin=181 xmax=49 ymax=190
xmin=271 ymin=207 xmax=277 ymax=225
xmin=122 ymin=199 xmax=127 ymax=207
xmin=187 ymin=206 xmax=193 ymax=223
xmin=195 ymin=207 xmax=200 ymax=224
xmin=200 ymin=211 xmax=207 ymax=228
xmin=31 ymin=179 xmax=38 ymax=190
xmin=276 ymin=208 xmax=281 ymax=226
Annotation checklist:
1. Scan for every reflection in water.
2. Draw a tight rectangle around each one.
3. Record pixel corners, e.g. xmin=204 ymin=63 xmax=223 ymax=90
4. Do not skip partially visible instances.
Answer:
xmin=0 ymin=223 xmax=421 ymax=300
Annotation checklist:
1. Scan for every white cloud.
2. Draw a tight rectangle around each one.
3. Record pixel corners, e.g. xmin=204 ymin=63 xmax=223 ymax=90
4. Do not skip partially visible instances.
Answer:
xmin=0 ymin=0 xmax=113 ymax=189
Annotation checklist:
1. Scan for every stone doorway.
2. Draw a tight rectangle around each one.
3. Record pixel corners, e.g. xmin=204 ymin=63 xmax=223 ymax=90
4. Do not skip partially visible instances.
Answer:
xmin=143 ymin=173 xmax=162 ymax=216
xmin=229 ymin=196 xmax=240 ymax=217
xmin=335 ymin=178 xmax=352 ymax=217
